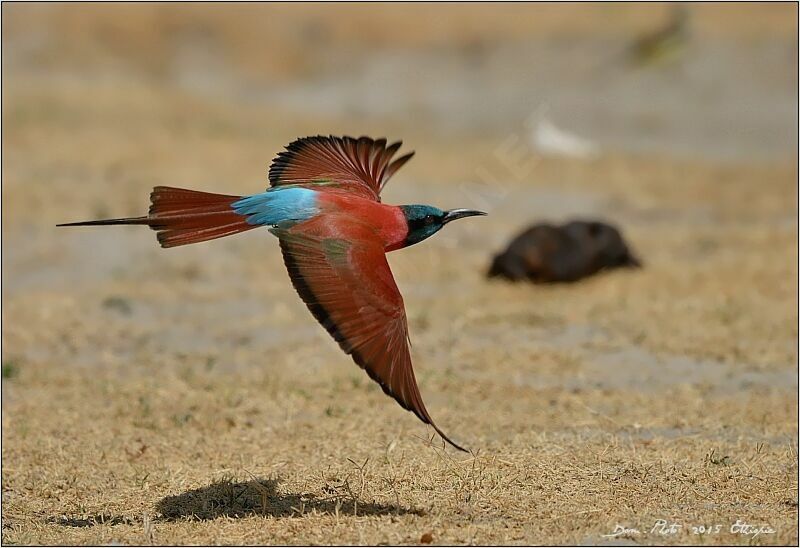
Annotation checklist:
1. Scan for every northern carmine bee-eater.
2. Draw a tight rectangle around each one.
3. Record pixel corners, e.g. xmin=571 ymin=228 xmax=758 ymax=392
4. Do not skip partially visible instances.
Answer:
xmin=59 ymin=135 xmax=486 ymax=452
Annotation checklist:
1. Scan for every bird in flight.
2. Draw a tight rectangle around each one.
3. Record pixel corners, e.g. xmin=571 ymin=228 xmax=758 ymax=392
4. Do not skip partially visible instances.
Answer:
xmin=59 ymin=135 xmax=486 ymax=452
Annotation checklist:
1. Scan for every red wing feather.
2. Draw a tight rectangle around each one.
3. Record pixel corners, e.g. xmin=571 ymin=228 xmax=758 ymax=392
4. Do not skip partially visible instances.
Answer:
xmin=268 ymin=136 xmax=414 ymax=202
xmin=275 ymin=215 xmax=465 ymax=452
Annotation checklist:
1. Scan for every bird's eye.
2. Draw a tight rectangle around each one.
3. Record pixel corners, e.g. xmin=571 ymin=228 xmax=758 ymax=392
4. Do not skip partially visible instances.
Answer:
xmin=424 ymin=215 xmax=435 ymax=225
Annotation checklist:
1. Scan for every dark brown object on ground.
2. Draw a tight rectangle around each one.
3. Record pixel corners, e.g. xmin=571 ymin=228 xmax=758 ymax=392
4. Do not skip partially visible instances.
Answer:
xmin=488 ymin=220 xmax=641 ymax=283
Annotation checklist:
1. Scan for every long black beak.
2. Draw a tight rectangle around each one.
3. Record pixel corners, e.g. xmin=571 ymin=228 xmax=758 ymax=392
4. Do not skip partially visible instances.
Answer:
xmin=442 ymin=209 xmax=487 ymax=224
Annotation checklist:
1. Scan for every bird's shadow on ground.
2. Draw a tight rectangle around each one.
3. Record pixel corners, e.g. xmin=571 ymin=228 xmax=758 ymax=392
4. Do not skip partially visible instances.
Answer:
xmin=155 ymin=477 xmax=420 ymax=521
xmin=49 ymin=477 xmax=420 ymax=528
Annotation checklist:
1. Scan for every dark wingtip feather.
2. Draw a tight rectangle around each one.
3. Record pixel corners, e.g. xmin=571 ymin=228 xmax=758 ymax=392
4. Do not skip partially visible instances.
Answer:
xmin=431 ymin=425 xmax=468 ymax=453
xmin=382 ymin=151 xmax=415 ymax=186
xmin=269 ymin=135 xmax=331 ymax=185
xmin=268 ymin=135 xmax=413 ymax=197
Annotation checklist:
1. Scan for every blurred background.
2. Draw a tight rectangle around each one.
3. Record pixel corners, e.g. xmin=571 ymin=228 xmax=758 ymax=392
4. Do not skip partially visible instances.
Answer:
xmin=4 ymin=4 xmax=796 ymax=158
xmin=2 ymin=4 xmax=798 ymax=545
xmin=3 ymin=3 xmax=797 ymax=288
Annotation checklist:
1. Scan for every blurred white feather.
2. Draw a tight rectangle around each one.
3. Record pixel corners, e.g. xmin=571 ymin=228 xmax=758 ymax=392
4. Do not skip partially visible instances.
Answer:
xmin=529 ymin=117 xmax=599 ymax=159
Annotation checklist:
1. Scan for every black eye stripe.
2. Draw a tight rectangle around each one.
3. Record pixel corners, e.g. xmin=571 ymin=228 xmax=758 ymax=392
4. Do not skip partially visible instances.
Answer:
xmin=411 ymin=215 xmax=435 ymax=228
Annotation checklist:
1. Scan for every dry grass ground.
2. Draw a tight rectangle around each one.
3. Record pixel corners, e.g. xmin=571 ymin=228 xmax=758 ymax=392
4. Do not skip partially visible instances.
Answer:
xmin=2 ymin=4 xmax=798 ymax=545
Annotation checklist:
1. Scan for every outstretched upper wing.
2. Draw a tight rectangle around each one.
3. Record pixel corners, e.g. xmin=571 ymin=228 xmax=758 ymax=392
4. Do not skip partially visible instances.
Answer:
xmin=273 ymin=214 xmax=465 ymax=452
xmin=268 ymin=136 xmax=414 ymax=202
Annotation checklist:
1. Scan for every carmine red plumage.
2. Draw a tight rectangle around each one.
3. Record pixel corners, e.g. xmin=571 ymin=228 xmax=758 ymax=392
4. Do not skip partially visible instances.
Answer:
xmin=58 ymin=135 xmax=487 ymax=452
xmin=148 ymin=187 xmax=254 ymax=248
